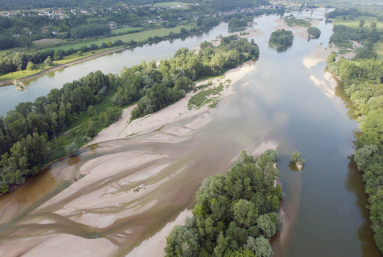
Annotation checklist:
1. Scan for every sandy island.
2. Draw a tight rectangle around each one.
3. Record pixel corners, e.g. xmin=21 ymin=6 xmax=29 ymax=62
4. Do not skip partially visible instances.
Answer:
xmin=273 ymin=18 xmax=321 ymax=31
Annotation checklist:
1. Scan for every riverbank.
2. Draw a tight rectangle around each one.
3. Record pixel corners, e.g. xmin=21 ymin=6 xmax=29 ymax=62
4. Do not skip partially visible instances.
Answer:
xmin=0 ymin=46 xmax=126 ymax=87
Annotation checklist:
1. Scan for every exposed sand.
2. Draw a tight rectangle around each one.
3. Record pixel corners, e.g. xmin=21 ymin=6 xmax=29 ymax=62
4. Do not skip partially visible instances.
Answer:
xmin=90 ymin=62 xmax=256 ymax=146
xmin=0 ymin=234 xmax=118 ymax=257
xmin=303 ymin=40 xmax=363 ymax=69
xmin=294 ymin=30 xmax=310 ymax=40
xmin=296 ymin=163 xmax=303 ymax=171
xmin=274 ymin=18 xmax=321 ymax=30
xmin=273 ymin=24 xmax=290 ymax=31
xmin=252 ymin=141 xmax=278 ymax=156
xmin=126 ymin=209 xmax=192 ymax=257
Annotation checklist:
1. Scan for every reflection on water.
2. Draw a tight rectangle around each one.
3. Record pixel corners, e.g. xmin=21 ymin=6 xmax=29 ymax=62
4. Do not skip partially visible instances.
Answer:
xmin=0 ymin=9 xmax=381 ymax=257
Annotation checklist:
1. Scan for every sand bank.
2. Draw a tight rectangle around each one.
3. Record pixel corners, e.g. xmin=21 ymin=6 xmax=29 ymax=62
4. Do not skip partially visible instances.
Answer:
xmin=0 ymin=234 xmax=117 ymax=257
xmin=126 ymin=209 xmax=192 ymax=257
xmin=90 ymin=62 xmax=256 ymax=146
xmin=274 ymin=18 xmax=321 ymax=30
xmin=252 ymin=141 xmax=278 ymax=156
xmin=294 ymin=30 xmax=310 ymax=40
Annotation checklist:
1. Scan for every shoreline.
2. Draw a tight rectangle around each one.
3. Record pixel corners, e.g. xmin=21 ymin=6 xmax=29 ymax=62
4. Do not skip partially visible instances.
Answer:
xmin=0 ymin=46 xmax=126 ymax=87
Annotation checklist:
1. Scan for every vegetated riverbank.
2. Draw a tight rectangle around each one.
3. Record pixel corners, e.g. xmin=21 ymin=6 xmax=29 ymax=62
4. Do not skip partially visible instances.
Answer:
xmin=0 ymin=35 xmax=259 ymax=195
xmin=0 ymin=46 xmax=125 ymax=87
xmin=0 ymin=61 xmax=264 ymax=257
xmin=0 ymin=24 xmax=219 ymax=86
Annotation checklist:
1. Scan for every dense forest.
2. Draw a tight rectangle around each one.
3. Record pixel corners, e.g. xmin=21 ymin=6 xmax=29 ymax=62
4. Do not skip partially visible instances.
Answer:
xmin=327 ymin=20 xmax=383 ymax=253
xmin=165 ymin=150 xmax=283 ymax=257
xmin=70 ymin=24 xmax=111 ymax=39
xmin=0 ymin=35 xmax=259 ymax=194
xmin=269 ymin=29 xmax=294 ymax=47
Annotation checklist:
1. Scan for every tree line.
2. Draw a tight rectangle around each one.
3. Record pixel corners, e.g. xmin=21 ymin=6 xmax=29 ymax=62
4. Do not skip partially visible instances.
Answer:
xmin=165 ymin=150 xmax=283 ymax=257
xmin=110 ymin=35 xmax=260 ymax=119
xmin=327 ymin=29 xmax=383 ymax=253
xmin=70 ymin=24 xmax=111 ymax=39
xmin=0 ymin=34 xmax=32 ymax=50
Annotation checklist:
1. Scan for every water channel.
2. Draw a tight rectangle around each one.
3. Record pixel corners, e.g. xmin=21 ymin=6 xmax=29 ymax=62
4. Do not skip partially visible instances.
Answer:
xmin=0 ymin=9 xmax=381 ymax=257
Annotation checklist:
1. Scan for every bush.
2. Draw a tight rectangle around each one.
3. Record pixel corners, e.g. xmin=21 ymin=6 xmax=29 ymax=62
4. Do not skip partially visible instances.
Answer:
xmin=290 ymin=151 xmax=306 ymax=164
xmin=26 ymin=61 xmax=35 ymax=70
xmin=44 ymin=56 xmax=53 ymax=67
xmin=307 ymin=27 xmax=321 ymax=38
xmin=65 ymin=142 xmax=79 ymax=155
xmin=77 ymin=51 xmax=83 ymax=56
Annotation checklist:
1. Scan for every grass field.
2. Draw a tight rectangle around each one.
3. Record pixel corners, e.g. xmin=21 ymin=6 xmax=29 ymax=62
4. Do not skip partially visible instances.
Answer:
xmin=32 ymin=38 xmax=66 ymax=46
xmin=334 ymin=16 xmax=383 ymax=31
xmin=111 ymin=27 xmax=140 ymax=34
xmin=42 ymin=24 xmax=194 ymax=52
xmin=0 ymin=47 xmax=121 ymax=82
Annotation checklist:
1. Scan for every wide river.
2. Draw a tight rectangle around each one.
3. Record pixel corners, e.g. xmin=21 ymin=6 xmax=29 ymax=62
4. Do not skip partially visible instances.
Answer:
xmin=0 ymin=9 xmax=381 ymax=257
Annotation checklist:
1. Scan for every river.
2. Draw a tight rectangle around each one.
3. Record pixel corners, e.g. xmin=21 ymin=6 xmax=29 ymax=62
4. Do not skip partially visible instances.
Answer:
xmin=0 ymin=9 xmax=381 ymax=257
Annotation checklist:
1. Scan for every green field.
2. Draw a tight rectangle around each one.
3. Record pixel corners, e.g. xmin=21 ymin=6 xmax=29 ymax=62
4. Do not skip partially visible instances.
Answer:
xmin=334 ymin=16 xmax=383 ymax=31
xmin=0 ymin=47 xmax=120 ymax=81
xmin=42 ymin=24 xmax=194 ymax=52
xmin=111 ymin=27 xmax=140 ymax=34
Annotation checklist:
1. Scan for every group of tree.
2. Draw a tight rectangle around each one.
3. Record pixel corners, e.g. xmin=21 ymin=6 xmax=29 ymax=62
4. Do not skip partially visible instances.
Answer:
xmin=70 ymin=24 xmax=111 ymax=39
xmin=0 ymin=70 xmax=121 ymax=193
xmin=307 ymin=27 xmax=321 ymax=38
xmin=330 ymin=24 xmax=382 ymax=49
xmin=109 ymin=35 xmax=260 ymax=119
xmin=0 ymin=34 xmax=32 ymax=50
xmin=165 ymin=150 xmax=283 ymax=257
xmin=0 ymin=40 xmax=122 ymax=74
xmin=326 ymin=38 xmax=383 ymax=253
xmin=0 ymin=34 xmax=260 ymax=195
xmin=269 ymin=29 xmax=294 ymax=47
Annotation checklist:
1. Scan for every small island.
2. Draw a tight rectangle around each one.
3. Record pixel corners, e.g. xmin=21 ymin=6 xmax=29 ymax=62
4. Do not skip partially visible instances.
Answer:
xmin=308 ymin=27 xmax=321 ymax=38
xmin=290 ymin=151 xmax=306 ymax=171
xmin=269 ymin=29 xmax=294 ymax=47
xmin=284 ymin=15 xmax=311 ymax=28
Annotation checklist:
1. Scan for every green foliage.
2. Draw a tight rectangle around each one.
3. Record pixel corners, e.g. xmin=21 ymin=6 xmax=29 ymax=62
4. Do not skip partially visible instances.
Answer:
xmin=188 ymin=85 xmax=224 ymax=109
xmin=70 ymin=24 xmax=111 ymax=39
xmin=359 ymin=20 xmax=365 ymax=28
xmin=44 ymin=56 xmax=53 ymax=67
xmin=129 ymin=36 xmax=259 ymax=119
xmin=53 ymin=50 xmax=63 ymax=61
xmin=65 ymin=142 xmax=79 ymax=155
xmin=165 ymin=151 xmax=282 ymax=256
xmin=327 ymin=53 xmax=337 ymax=65
xmin=26 ymin=61 xmax=35 ymax=70
xmin=290 ymin=151 xmax=306 ymax=164
xmin=77 ymin=51 xmax=83 ymax=57
xmin=269 ymin=29 xmax=294 ymax=47
xmin=284 ymin=15 xmax=311 ymax=28
xmin=263 ymin=149 xmax=279 ymax=163
xmin=307 ymin=27 xmax=321 ymax=38
xmin=327 ymin=45 xmax=383 ymax=252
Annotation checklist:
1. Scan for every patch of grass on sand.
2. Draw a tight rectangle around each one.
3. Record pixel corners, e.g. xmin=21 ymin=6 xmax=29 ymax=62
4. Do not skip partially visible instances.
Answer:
xmin=188 ymin=84 xmax=224 ymax=109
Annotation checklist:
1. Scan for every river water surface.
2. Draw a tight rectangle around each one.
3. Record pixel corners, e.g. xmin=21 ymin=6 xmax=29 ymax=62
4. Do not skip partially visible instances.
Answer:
xmin=0 ymin=9 xmax=381 ymax=257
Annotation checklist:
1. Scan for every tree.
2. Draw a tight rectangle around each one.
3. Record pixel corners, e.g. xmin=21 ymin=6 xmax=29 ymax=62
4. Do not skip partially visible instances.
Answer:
xmin=77 ymin=51 xmax=83 ymax=56
xmin=87 ymin=105 xmax=94 ymax=116
xmin=65 ymin=142 xmax=79 ymax=155
xmin=26 ymin=61 xmax=35 ymax=70
xmin=44 ymin=56 xmax=53 ymax=67
xmin=327 ymin=52 xmax=336 ymax=64
xmin=290 ymin=151 xmax=306 ymax=164
xmin=53 ymin=50 xmax=63 ymax=60
xmin=354 ymin=145 xmax=379 ymax=171
xmin=263 ymin=149 xmax=279 ymax=162
xmin=359 ymin=20 xmax=365 ymax=28
xmin=371 ymin=22 xmax=377 ymax=29
xmin=244 ymin=236 xmax=273 ymax=257
xmin=86 ymin=120 xmax=96 ymax=137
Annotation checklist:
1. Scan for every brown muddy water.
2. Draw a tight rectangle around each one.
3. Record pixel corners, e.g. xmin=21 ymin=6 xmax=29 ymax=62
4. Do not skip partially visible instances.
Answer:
xmin=0 ymin=9 xmax=381 ymax=257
